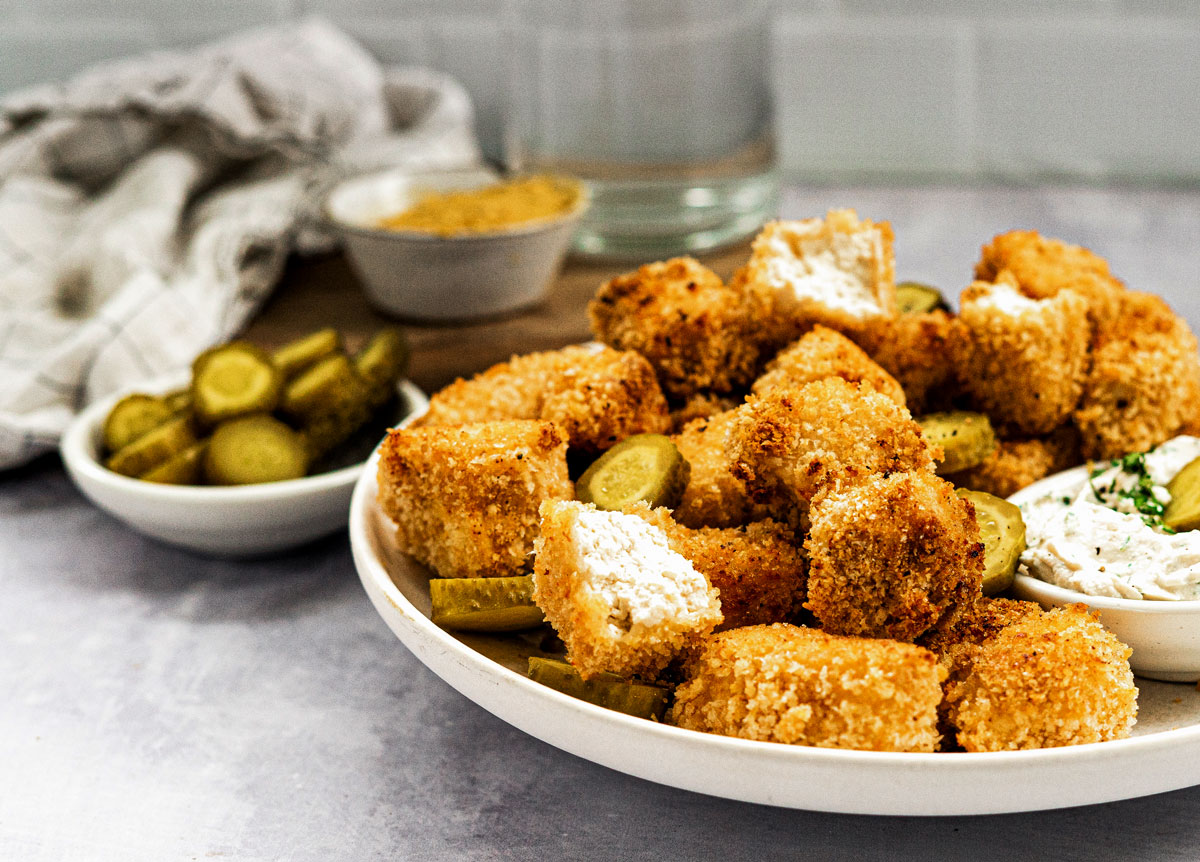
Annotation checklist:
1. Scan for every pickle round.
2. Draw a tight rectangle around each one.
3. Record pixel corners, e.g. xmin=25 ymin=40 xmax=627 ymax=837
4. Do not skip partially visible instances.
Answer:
xmin=105 ymin=414 xmax=198 ymax=477
xmin=918 ymin=411 xmax=997 ymax=474
xmin=1165 ymin=455 xmax=1200 ymax=532
xmin=103 ymin=393 xmax=174 ymax=455
xmin=271 ymin=328 xmax=342 ymax=380
xmin=896 ymin=282 xmax=949 ymax=315
xmin=191 ymin=342 xmax=282 ymax=425
xmin=354 ymin=327 xmax=410 ymax=407
xmin=203 ymin=414 xmax=308 ymax=485
xmin=430 ymin=575 xmax=545 ymax=632
xmin=527 ymin=657 xmax=669 ymax=720
xmin=576 ymin=434 xmax=690 ymax=511
xmin=958 ymin=489 xmax=1026 ymax=596
xmin=140 ymin=440 xmax=207 ymax=485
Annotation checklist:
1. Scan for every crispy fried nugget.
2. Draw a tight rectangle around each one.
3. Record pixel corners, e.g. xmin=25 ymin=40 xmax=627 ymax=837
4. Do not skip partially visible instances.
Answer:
xmin=804 ymin=471 xmax=983 ymax=642
xmin=942 ymin=603 xmax=1137 ymax=751
xmin=628 ymin=503 xmax=807 ymax=631
xmin=975 ymin=229 xmax=1125 ymax=328
xmin=589 ymin=257 xmax=762 ymax=398
xmin=376 ymin=421 xmax=573 ymax=579
xmin=1073 ymin=291 xmax=1200 ymax=459
xmin=669 ymin=623 xmax=945 ymax=752
xmin=728 ymin=378 xmax=938 ymax=526
xmin=957 ymin=278 xmax=1091 ymax=436
xmin=671 ymin=408 xmax=772 ymax=529
xmin=752 ymin=324 xmax=906 ymax=407
xmin=532 ymin=501 xmax=722 ymax=680
xmin=667 ymin=392 xmax=739 ymax=434
xmin=944 ymin=426 xmax=1082 ymax=498
xmin=736 ymin=210 xmax=898 ymax=348
xmin=867 ymin=310 xmax=970 ymax=414
xmin=419 ymin=344 xmax=669 ymax=452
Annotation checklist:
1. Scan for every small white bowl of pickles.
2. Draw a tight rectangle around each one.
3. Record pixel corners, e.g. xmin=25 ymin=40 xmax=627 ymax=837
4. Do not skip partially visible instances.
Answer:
xmin=61 ymin=328 xmax=428 ymax=558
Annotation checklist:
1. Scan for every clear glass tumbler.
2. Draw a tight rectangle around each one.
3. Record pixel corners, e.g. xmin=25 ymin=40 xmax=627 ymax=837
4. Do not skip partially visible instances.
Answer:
xmin=503 ymin=0 xmax=778 ymax=259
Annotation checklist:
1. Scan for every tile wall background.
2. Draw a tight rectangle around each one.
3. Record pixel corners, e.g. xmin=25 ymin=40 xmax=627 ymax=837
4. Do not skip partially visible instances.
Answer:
xmin=0 ymin=1 xmax=1196 ymax=184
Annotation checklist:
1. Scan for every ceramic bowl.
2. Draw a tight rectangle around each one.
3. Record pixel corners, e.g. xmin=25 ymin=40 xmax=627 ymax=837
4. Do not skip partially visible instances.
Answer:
xmin=60 ymin=373 xmax=428 ymax=558
xmin=1009 ymin=465 xmax=1200 ymax=683
xmin=325 ymin=168 xmax=587 ymax=321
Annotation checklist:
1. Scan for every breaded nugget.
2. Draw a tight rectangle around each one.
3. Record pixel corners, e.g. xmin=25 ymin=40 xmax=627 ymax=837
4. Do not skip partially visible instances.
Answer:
xmin=669 ymin=623 xmax=945 ymax=752
xmin=671 ymin=408 xmax=774 ymax=529
xmin=975 ymin=229 xmax=1125 ymax=328
xmin=736 ymin=210 xmax=898 ymax=348
xmin=919 ymin=596 xmax=1043 ymax=679
xmin=419 ymin=344 xmax=670 ymax=452
xmin=752 ymin=324 xmax=906 ymax=407
xmin=628 ymin=503 xmax=807 ymax=631
xmin=867 ymin=310 xmax=970 ymax=414
xmin=804 ymin=471 xmax=983 ymax=641
xmin=589 ymin=257 xmax=762 ymax=398
xmin=377 ymin=421 xmax=573 ymax=579
xmin=532 ymin=501 xmax=722 ymax=680
xmin=728 ymin=378 xmax=938 ymax=527
xmin=942 ymin=603 xmax=1137 ymax=751
xmin=957 ymin=279 xmax=1091 ymax=436
xmin=944 ymin=426 xmax=1082 ymax=498
xmin=1073 ymin=291 xmax=1200 ymax=459
xmin=667 ymin=392 xmax=739 ymax=434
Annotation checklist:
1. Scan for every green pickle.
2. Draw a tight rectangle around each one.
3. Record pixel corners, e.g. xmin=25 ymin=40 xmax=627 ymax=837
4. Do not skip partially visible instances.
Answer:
xmin=527 ymin=657 xmax=669 ymax=721
xmin=918 ymin=411 xmax=997 ymax=474
xmin=576 ymin=434 xmax=691 ymax=510
xmin=105 ymin=414 xmax=198 ymax=477
xmin=272 ymin=328 xmax=342 ymax=380
xmin=203 ymin=414 xmax=308 ymax=485
xmin=354 ymin=327 xmax=409 ymax=408
xmin=191 ymin=342 xmax=282 ymax=425
xmin=103 ymin=394 xmax=174 ymax=454
xmin=1165 ymin=456 xmax=1200 ymax=532
xmin=140 ymin=441 xmax=208 ymax=485
xmin=896 ymin=282 xmax=949 ymax=315
xmin=430 ymin=575 xmax=545 ymax=632
xmin=283 ymin=353 xmax=373 ymax=460
xmin=162 ymin=389 xmax=192 ymax=415
xmin=958 ymin=489 xmax=1026 ymax=596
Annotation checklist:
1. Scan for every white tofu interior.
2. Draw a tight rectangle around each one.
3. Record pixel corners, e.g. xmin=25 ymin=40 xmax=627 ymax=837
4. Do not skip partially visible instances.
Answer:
xmin=758 ymin=222 xmax=884 ymax=320
xmin=968 ymin=281 xmax=1043 ymax=317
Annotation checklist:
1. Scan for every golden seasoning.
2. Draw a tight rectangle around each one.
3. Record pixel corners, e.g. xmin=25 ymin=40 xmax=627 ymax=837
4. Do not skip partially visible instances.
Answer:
xmin=379 ymin=175 xmax=580 ymax=236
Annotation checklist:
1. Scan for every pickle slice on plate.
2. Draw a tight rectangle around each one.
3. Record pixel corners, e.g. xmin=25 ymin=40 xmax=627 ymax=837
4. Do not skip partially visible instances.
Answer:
xmin=527 ymin=657 xmax=669 ymax=720
xmin=576 ymin=434 xmax=690 ymax=510
xmin=103 ymin=393 xmax=174 ymax=454
xmin=140 ymin=440 xmax=207 ymax=485
xmin=203 ymin=414 xmax=308 ymax=485
xmin=918 ymin=411 xmax=997 ymax=474
xmin=1165 ymin=456 xmax=1200 ymax=532
xmin=191 ymin=342 xmax=282 ymax=425
xmin=896 ymin=282 xmax=949 ymax=315
xmin=272 ymin=328 xmax=342 ymax=380
xmin=430 ymin=575 xmax=545 ymax=632
xmin=958 ymin=489 xmax=1026 ymax=596
xmin=354 ymin=327 xmax=410 ymax=407
xmin=105 ymin=414 xmax=198 ymax=477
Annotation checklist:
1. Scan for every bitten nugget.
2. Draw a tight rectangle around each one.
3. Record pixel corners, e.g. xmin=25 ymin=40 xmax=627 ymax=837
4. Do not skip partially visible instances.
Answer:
xmin=669 ymin=623 xmax=945 ymax=752
xmin=671 ymin=408 xmax=773 ymax=529
xmin=752 ymin=324 xmax=906 ymax=407
xmin=737 ymin=210 xmax=898 ymax=348
xmin=944 ymin=427 xmax=1081 ymax=498
xmin=629 ymin=503 xmax=807 ymax=631
xmin=1073 ymin=291 xmax=1200 ymax=460
xmin=728 ymin=378 xmax=938 ymax=527
xmin=419 ymin=344 xmax=670 ymax=451
xmin=532 ymin=501 xmax=722 ymax=680
xmin=868 ymin=310 xmax=970 ymax=414
xmin=589 ymin=257 xmax=762 ymax=398
xmin=804 ymin=471 xmax=983 ymax=641
xmin=975 ymin=229 xmax=1125 ymax=328
xmin=942 ymin=604 xmax=1137 ymax=751
xmin=376 ymin=421 xmax=573 ymax=579
xmin=957 ymin=279 xmax=1091 ymax=436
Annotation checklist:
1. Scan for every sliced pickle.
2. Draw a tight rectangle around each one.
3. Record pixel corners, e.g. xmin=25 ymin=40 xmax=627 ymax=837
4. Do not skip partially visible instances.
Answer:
xmin=102 ymin=393 xmax=174 ymax=455
xmin=203 ymin=414 xmax=308 ymax=485
xmin=271 ymin=328 xmax=342 ymax=380
xmin=105 ymin=414 xmax=197 ymax=477
xmin=430 ymin=575 xmax=544 ymax=632
xmin=162 ymin=389 xmax=192 ymax=415
xmin=958 ymin=489 xmax=1026 ymax=596
xmin=527 ymin=657 xmax=669 ymax=720
xmin=576 ymin=434 xmax=690 ymax=510
xmin=918 ymin=411 xmax=997 ymax=474
xmin=281 ymin=352 xmax=366 ymax=419
xmin=191 ymin=342 xmax=282 ymax=426
xmin=896 ymin=282 xmax=949 ymax=315
xmin=140 ymin=440 xmax=208 ymax=485
xmin=1165 ymin=455 xmax=1200 ymax=532
xmin=354 ymin=327 xmax=410 ymax=407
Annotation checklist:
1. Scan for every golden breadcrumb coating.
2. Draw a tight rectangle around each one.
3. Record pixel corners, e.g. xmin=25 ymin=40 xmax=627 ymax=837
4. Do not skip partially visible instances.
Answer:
xmin=737 ymin=210 xmax=898 ymax=348
xmin=671 ymin=408 xmax=773 ymax=529
xmin=1073 ymin=291 xmax=1200 ymax=460
xmin=919 ymin=596 xmax=1043 ymax=674
xmin=669 ymin=623 xmax=945 ymax=752
xmin=752 ymin=324 xmax=906 ymax=407
xmin=532 ymin=500 xmax=722 ymax=680
xmin=588 ymin=257 xmax=762 ymax=399
xmin=975 ymin=229 xmax=1125 ymax=328
xmin=867 ymin=310 xmax=970 ymax=414
xmin=804 ymin=471 xmax=983 ymax=642
xmin=957 ymin=279 xmax=1091 ymax=436
xmin=418 ymin=344 xmax=669 ymax=452
xmin=728 ymin=378 xmax=938 ymax=527
xmin=668 ymin=392 xmax=740 ymax=434
xmin=628 ymin=503 xmax=807 ymax=631
xmin=376 ymin=421 xmax=573 ymax=579
xmin=944 ymin=426 xmax=1082 ymax=498
xmin=942 ymin=603 xmax=1137 ymax=752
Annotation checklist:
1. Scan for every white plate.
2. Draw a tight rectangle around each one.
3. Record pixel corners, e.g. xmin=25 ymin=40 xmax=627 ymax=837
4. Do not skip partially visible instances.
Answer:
xmin=350 ymin=446 xmax=1200 ymax=816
